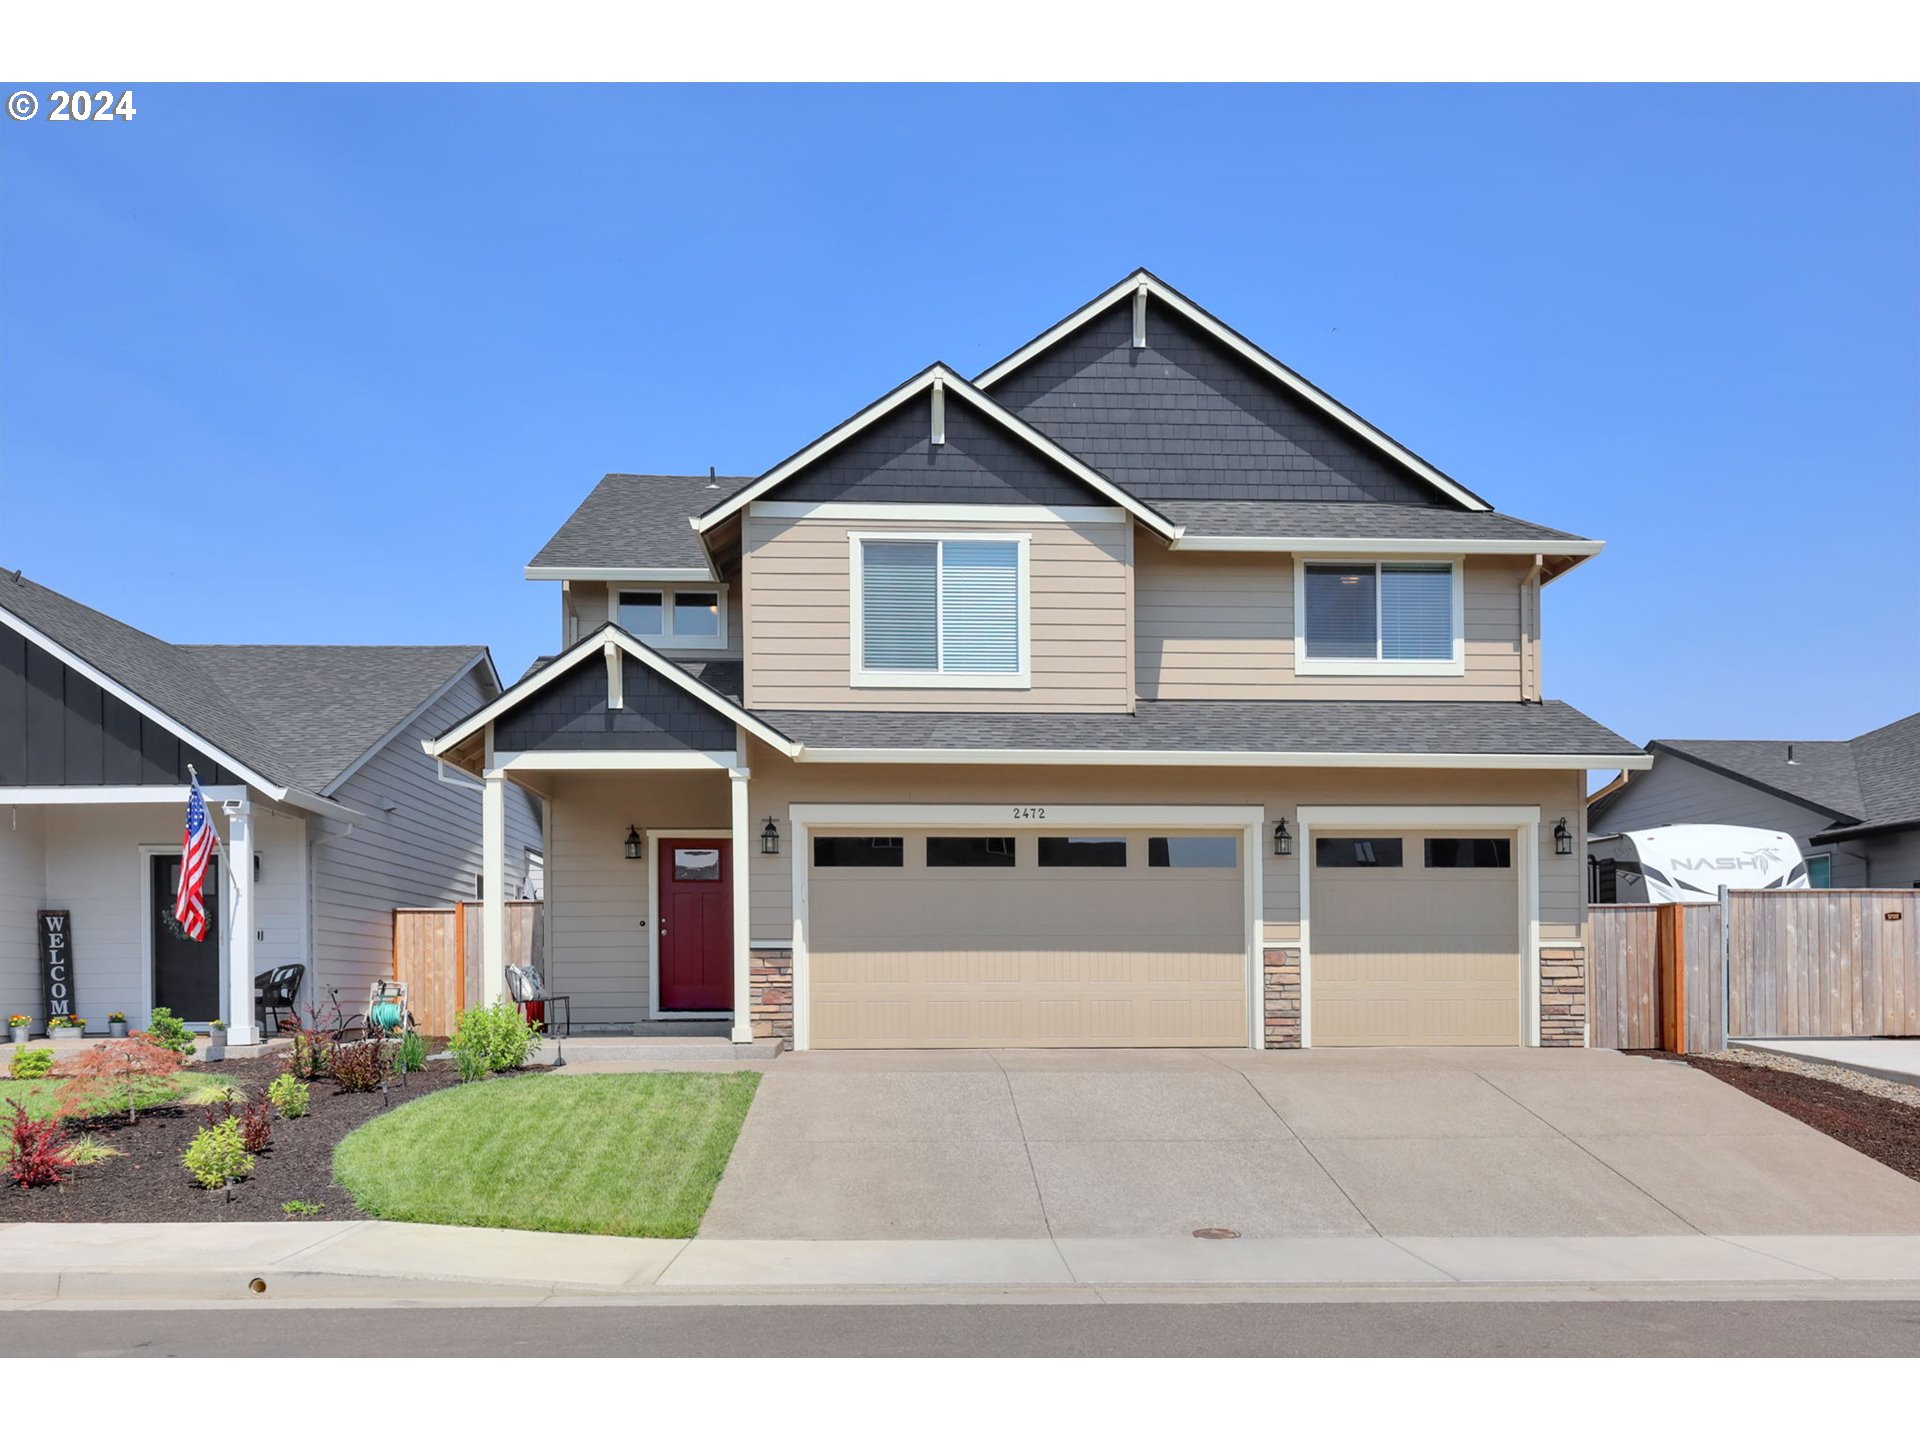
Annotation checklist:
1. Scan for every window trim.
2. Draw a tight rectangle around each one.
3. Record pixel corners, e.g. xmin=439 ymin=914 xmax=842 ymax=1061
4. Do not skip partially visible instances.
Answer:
xmin=1292 ymin=555 xmax=1465 ymax=677
xmin=848 ymin=531 xmax=1031 ymax=690
xmin=613 ymin=584 xmax=730 ymax=652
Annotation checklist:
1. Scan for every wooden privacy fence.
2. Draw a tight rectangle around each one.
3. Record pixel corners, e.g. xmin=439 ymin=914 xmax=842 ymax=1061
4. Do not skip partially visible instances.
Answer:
xmin=392 ymin=901 xmax=543 ymax=1035
xmin=1590 ymin=889 xmax=1918 ymax=1051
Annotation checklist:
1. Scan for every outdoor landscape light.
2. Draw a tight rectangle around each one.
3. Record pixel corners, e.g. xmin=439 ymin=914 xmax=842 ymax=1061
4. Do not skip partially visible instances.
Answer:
xmin=1554 ymin=817 xmax=1573 ymax=855
xmin=623 ymin=826 xmax=643 ymax=861
xmin=1273 ymin=818 xmax=1292 ymax=856
xmin=760 ymin=817 xmax=780 ymax=855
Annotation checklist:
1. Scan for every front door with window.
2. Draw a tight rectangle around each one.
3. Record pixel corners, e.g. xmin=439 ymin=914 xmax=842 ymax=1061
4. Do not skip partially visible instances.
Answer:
xmin=658 ymin=839 xmax=732 ymax=1012
xmin=152 ymin=853 xmax=220 ymax=1022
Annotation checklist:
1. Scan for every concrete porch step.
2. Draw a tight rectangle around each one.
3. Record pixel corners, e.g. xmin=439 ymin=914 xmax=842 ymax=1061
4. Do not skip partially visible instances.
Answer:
xmin=532 ymin=1035 xmax=784 ymax=1068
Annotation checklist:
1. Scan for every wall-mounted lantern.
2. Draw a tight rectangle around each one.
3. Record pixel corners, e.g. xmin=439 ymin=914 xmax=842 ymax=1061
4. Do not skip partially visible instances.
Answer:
xmin=760 ymin=817 xmax=781 ymax=855
xmin=1273 ymin=819 xmax=1292 ymax=857
xmin=1554 ymin=817 xmax=1573 ymax=856
xmin=623 ymin=826 xmax=643 ymax=861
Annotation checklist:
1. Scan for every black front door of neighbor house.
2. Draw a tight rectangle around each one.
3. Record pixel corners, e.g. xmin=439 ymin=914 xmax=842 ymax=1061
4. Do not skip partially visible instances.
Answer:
xmin=151 ymin=853 xmax=220 ymax=1021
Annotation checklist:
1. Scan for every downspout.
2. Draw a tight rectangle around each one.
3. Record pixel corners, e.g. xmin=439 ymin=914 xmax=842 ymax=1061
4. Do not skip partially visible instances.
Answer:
xmin=1520 ymin=556 xmax=1545 ymax=702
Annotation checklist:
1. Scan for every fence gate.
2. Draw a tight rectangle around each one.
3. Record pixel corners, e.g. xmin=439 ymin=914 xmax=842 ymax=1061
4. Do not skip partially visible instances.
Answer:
xmin=1725 ymin=889 xmax=1919 ymax=1039
xmin=392 ymin=901 xmax=544 ymax=1036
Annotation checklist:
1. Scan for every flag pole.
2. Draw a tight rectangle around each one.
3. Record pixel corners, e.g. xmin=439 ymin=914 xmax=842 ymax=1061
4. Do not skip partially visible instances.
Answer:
xmin=186 ymin=766 xmax=243 ymax=934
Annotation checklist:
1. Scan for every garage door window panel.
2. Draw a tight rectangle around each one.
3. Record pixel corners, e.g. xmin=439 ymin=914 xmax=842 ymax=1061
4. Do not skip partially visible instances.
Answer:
xmin=813 ymin=836 xmax=905 ymax=868
xmin=1148 ymin=836 xmax=1238 ymax=868
xmin=1424 ymin=837 xmax=1512 ymax=868
xmin=1315 ymin=837 xmax=1404 ymax=868
xmin=854 ymin=535 xmax=1028 ymax=688
xmin=1039 ymin=836 xmax=1128 ymax=868
xmin=927 ymin=835 xmax=1016 ymax=868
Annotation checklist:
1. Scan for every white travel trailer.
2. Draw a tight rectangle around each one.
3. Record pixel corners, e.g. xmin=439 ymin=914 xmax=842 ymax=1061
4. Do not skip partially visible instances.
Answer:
xmin=1591 ymin=824 xmax=1812 ymax=905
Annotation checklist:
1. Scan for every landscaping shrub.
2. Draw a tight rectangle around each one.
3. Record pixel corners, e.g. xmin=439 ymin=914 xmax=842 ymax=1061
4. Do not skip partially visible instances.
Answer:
xmin=56 ymin=1035 xmax=185 ymax=1124
xmin=58 ymin=1136 xmax=122 ymax=1167
xmin=393 ymin=1029 xmax=428 ymax=1074
xmin=282 ymin=1199 xmax=324 ymax=1216
xmin=268 ymin=1071 xmax=310 ymax=1118
xmin=287 ymin=1028 xmax=332 ymax=1081
xmin=329 ymin=1035 xmax=390 ymax=1094
xmin=8 ymin=1048 xmax=53 ymax=1079
xmin=449 ymin=1001 xmax=540 ymax=1079
xmin=144 ymin=1006 xmax=196 ymax=1058
xmin=182 ymin=1116 xmax=254 ymax=1190
xmin=5 ymin=1100 xmax=71 ymax=1187
xmin=204 ymin=1092 xmax=274 ymax=1154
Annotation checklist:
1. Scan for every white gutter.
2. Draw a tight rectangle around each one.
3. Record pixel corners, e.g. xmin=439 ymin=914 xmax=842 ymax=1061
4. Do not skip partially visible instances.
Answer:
xmin=793 ymin=748 xmax=1654 ymax=770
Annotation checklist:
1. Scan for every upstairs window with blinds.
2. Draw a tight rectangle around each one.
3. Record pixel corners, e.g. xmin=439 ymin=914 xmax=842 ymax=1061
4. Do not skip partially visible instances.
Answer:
xmin=856 ymin=536 xmax=1025 ymax=683
xmin=1302 ymin=561 xmax=1456 ymax=666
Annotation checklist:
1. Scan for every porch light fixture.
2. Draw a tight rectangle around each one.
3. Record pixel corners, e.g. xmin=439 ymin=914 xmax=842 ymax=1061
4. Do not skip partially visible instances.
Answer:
xmin=1273 ymin=819 xmax=1292 ymax=857
xmin=1554 ymin=817 xmax=1573 ymax=856
xmin=623 ymin=826 xmax=643 ymax=861
xmin=760 ymin=817 xmax=780 ymax=856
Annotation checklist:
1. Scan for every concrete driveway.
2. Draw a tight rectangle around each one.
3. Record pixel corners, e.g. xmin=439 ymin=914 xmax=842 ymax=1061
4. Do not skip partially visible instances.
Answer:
xmin=701 ymin=1047 xmax=1920 ymax=1240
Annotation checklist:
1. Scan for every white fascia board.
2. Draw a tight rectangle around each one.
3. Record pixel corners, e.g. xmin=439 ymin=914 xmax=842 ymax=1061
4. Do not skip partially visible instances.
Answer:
xmin=524 ymin=566 xmax=715 ymax=582
xmin=491 ymin=750 xmax=737 ymax=773
xmin=795 ymin=748 xmax=1654 ymax=770
xmin=0 ymin=785 xmax=251 ymax=806
xmin=973 ymin=270 xmax=1492 ymax=513
xmin=0 ymin=605 xmax=290 ymax=801
xmin=1173 ymin=536 xmax=1604 ymax=558
xmin=427 ymin=624 xmax=799 ymax=759
xmin=749 ymin=501 xmax=1126 ymax=525
xmin=791 ymin=802 xmax=1263 ymax=827
xmin=692 ymin=365 xmax=1180 ymax=542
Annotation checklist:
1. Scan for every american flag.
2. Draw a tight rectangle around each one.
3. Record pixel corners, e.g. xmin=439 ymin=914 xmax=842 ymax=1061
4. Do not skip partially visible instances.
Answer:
xmin=175 ymin=777 xmax=216 ymax=942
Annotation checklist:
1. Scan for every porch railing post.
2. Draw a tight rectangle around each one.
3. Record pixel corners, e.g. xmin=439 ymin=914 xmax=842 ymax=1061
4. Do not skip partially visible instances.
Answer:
xmin=730 ymin=750 xmax=753 ymax=1045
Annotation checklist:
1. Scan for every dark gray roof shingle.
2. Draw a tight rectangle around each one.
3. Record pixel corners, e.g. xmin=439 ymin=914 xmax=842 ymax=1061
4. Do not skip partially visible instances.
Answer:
xmin=1159 ymin=501 xmax=1590 ymax=545
xmin=753 ymin=699 xmax=1640 ymax=758
xmin=527 ymin=474 xmax=750 ymax=571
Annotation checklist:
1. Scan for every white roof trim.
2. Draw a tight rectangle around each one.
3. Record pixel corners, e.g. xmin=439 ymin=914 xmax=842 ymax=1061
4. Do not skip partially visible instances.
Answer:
xmin=795 ymin=747 xmax=1652 ymax=770
xmin=974 ymin=270 xmax=1492 ymax=513
xmin=0 ymin=603 xmax=290 ymax=800
xmin=691 ymin=364 xmax=1181 ymax=542
xmin=426 ymin=625 xmax=799 ymax=759
xmin=1172 ymin=536 xmax=1603 ymax=557
xmin=524 ymin=566 xmax=715 ymax=582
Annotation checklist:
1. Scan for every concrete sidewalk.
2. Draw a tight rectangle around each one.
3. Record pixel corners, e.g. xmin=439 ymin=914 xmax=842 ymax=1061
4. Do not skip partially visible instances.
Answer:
xmin=6 ymin=1222 xmax=1920 ymax=1306
xmin=1736 ymin=1039 xmax=1920 ymax=1088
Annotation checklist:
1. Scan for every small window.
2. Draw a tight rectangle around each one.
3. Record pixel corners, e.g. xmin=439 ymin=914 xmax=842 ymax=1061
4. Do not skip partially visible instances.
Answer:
xmin=813 ymin=836 xmax=905 ymax=868
xmin=1302 ymin=561 xmax=1454 ymax=665
xmin=1038 ymin=836 xmax=1127 ymax=868
xmin=1424 ymin=838 xmax=1512 ymax=869
xmin=672 ymin=847 xmax=722 ymax=882
xmin=617 ymin=591 xmax=664 ymax=636
xmin=673 ymin=591 xmax=721 ymax=639
xmin=927 ymin=836 xmax=1016 ymax=868
xmin=1315 ymin=837 xmax=1404 ymax=868
xmin=1148 ymin=836 xmax=1238 ymax=869
xmin=1804 ymin=854 xmax=1832 ymax=889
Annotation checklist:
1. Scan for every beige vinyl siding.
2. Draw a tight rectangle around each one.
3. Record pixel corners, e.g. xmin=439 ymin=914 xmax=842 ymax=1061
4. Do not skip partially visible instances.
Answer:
xmin=1134 ymin=548 xmax=1531 ymax=701
xmin=310 ymin=668 xmax=544 ymax=1007
xmin=541 ymin=770 xmax=728 ymax=1029
xmin=742 ymin=514 xmax=1132 ymax=711
xmin=742 ymin=738 xmax=1586 ymax=946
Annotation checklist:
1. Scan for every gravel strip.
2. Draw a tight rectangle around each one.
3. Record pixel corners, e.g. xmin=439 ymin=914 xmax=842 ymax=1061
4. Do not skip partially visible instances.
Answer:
xmin=1704 ymin=1047 xmax=1920 ymax=1109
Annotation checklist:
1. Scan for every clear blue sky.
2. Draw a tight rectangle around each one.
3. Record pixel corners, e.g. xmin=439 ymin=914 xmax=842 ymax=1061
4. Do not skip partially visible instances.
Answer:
xmin=2 ymin=84 xmax=1915 ymax=756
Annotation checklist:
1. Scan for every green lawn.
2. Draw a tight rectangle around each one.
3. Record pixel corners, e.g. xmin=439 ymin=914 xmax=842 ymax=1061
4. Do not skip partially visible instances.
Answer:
xmin=332 ymin=1072 xmax=760 ymax=1238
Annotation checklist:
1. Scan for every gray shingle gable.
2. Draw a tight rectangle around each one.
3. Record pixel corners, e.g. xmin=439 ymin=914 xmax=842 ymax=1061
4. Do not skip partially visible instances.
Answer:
xmin=986 ymin=298 xmax=1454 ymax=505
xmin=528 ymin=474 xmax=750 ymax=571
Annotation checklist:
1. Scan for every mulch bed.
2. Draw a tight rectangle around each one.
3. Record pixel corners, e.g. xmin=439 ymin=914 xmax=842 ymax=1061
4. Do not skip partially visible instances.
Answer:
xmin=0 ymin=1054 xmax=493 ymax=1223
xmin=1664 ymin=1052 xmax=1920 ymax=1184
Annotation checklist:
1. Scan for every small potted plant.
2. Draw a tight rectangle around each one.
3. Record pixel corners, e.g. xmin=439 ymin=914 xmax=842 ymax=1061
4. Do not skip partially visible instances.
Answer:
xmin=48 ymin=1015 xmax=86 ymax=1044
xmin=108 ymin=1012 xmax=128 ymax=1039
xmin=205 ymin=1019 xmax=228 ymax=1061
xmin=8 ymin=1015 xmax=30 ymax=1045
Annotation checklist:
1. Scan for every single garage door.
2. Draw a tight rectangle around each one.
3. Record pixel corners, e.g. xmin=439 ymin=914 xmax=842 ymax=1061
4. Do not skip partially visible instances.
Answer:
xmin=1310 ymin=829 xmax=1522 ymax=1046
xmin=806 ymin=827 xmax=1247 ymax=1049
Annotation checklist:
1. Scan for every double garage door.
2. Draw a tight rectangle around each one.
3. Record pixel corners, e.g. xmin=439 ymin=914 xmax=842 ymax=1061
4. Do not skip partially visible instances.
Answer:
xmin=803 ymin=822 xmax=1524 ymax=1050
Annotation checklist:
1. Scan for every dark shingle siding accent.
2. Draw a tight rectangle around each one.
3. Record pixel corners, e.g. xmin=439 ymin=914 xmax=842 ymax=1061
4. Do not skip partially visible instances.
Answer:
xmin=990 ymin=300 xmax=1450 ymax=505
xmin=495 ymin=654 xmax=735 ymax=754
xmin=777 ymin=390 xmax=1108 ymax=507
xmin=753 ymin=699 xmax=1640 ymax=758
xmin=1157 ymin=501 xmax=1588 ymax=544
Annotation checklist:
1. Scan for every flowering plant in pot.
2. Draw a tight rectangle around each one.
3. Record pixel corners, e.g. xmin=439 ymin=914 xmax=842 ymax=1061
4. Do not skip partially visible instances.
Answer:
xmin=107 ymin=1012 xmax=128 ymax=1039
xmin=48 ymin=1016 xmax=86 ymax=1040
xmin=205 ymin=1019 xmax=227 ymax=1061
xmin=7 ymin=1016 xmax=29 ymax=1045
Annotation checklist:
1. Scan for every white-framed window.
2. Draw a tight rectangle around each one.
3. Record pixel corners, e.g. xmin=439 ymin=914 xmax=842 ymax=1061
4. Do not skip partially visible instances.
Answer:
xmin=615 ymin=586 xmax=729 ymax=651
xmin=849 ymin=532 xmax=1029 ymax=688
xmin=1294 ymin=557 xmax=1464 ymax=676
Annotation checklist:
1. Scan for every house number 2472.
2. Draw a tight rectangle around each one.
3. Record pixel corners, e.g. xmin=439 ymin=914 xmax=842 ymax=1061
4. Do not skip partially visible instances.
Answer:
xmin=1011 ymin=807 xmax=1046 ymax=820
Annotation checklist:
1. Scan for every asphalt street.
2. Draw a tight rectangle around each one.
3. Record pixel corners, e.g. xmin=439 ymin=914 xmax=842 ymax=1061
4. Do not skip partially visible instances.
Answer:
xmin=5 ymin=1300 xmax=1920 ymax=1357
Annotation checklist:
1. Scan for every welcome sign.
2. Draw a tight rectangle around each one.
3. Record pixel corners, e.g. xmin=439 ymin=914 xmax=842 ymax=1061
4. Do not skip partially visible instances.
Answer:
xmin=37 ymin=911 xmax=74 ymax=1025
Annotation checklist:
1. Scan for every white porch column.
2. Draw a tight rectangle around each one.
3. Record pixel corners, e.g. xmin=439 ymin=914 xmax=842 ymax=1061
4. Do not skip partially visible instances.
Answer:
xmin=730 ymin=760 xmax=753 ymax=1044
xmin=481 ymin=772 xmax=508 ymax=1005
xmin=223 ymin=797 xmax=260 ymax=1045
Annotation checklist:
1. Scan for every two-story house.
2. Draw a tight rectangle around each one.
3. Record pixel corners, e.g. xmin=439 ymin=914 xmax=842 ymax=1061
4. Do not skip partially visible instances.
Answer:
xmin=430 ymin=271 xmax=1647 ymax=1051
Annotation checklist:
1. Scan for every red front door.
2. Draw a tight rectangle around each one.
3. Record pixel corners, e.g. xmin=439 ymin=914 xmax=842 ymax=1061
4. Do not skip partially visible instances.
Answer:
xmin=658 ymin=838 xmax=732 ymax=1012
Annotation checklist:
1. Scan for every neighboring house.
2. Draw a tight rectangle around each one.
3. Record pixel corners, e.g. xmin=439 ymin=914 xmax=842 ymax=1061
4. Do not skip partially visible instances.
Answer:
xmin=0 ymin=573 xmax=542 ymax=1041
xmin=431 ymin=269 xmax=1647 ymax=1051
xmin=1587 ymin=712 xmax=1920 ymax=898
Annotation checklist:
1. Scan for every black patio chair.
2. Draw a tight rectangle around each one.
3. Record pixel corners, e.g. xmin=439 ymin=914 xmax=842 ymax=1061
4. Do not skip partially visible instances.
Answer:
xmin=506 ymin=963 xmax=570 ymax=1038
xmin=255 ymin=964 xmax=305 ymax=1034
